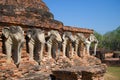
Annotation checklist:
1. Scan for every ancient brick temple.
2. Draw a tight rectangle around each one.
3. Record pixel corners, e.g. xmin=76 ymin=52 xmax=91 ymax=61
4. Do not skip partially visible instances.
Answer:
xmin=0 ymin=0 xmax=107 ymax=80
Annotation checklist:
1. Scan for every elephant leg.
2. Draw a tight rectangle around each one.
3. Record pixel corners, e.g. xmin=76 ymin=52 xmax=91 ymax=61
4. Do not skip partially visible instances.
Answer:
xmin=52 ymin=43 xmax=56 ymax=58
xmin=83 ymin=46 xmax=86 ymax=57
xmin=66 ymin=44 xmax=70 ymax=58
xmin=71 ymin=41 xmax=75 ymax=57
xmin=47 ymin=43 xmax=52 ymax=58
xmin=86 ymin=43 xmax=90 ymax=56
xmin=57 ymin=48 xmax=60 ymax=58
xmin=62 ymin=41 xmax=67 ymax=57
xmin=28 ymin=42 xmax=34 ymax=61
xmin=5 ymin=42 xmax=12 ymax=64
xmin=71 ymin=46 xmax=74 ymax=57
xmin=39 ymin=43 xmax=44 ymax=61
xmin=79 ymin=43 xmax=83 ymax=57
xmin=57 ymin=44 xmax=60 ymax=58
xmin=75 ymin=42 xmax=78 ymax=55
xmin=77 ymin=43 xmax=81 ymax=57
xmin=57 ymin=42 xmax=61 ymax=58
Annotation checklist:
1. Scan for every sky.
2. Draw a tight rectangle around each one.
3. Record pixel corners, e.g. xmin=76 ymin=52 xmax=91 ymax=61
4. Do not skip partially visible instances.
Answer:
xmin=43 ymin=0 xmax=120 ymax=34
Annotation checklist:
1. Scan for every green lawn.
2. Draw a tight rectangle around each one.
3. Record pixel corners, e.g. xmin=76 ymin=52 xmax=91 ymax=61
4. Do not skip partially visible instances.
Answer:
xmin=105 ymin=66 xmax=120 ymax=80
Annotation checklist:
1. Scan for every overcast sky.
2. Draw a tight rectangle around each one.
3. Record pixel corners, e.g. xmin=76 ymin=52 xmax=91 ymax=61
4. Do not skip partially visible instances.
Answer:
xmin=43 ymin=0 xmax=120 ymax=34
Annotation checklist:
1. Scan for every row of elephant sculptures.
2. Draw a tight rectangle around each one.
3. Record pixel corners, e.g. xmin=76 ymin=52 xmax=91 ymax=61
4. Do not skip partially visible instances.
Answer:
xmin=1 ymin=26 xmax=98 ymax=65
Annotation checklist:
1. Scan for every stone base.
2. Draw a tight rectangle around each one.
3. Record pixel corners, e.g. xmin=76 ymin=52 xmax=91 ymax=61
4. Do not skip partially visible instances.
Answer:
xmin=0 ymin=52 xmax=107 ymax=80
xmin=52 ymin=64 xmax=106 ymax=80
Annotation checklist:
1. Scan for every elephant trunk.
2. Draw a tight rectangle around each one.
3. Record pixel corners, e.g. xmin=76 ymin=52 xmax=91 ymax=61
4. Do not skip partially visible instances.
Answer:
xmin=94 ymin=42 xmax=98 ymax=56
xmin=12 ymin=45 xmax=20 ymax=66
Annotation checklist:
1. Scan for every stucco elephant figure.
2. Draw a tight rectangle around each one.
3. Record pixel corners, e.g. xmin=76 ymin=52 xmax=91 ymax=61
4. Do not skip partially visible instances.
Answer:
xmin=74 ymin=33 xmax=86 ymax=56
xmin=84 ymin=34 xmax=98 ymax=56
xmin=46 ymin=30 xmax=62 ymax=59
xmin=26 ymin=28 xmax=45 ymax=64
xmin=2 ymin=26 xmax=24 ymax=65
xmin=62 ymin=32 xmax=76 ymax=58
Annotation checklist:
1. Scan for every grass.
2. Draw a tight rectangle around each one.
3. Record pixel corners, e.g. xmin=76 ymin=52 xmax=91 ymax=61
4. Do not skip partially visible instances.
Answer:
xmin=105 ymin=66 xmax=120 ymax=80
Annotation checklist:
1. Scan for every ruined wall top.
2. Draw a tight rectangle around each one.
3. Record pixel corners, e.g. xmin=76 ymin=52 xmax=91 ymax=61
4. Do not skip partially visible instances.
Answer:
xmin=63 ymin=26 xmax=93 ymax=34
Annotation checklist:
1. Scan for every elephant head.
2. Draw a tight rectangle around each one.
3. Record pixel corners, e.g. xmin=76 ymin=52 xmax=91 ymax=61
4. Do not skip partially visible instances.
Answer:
xmin=26 ymin=28 xmax=45 ymax=42
xmin=85 ymin=34 xmax=98 ymax=56
xmin=48 ymin=30 xmax=62 ymax=42
xmin=26 ymin=28 xmax=45 ymax=65
xmin=89 ymin=34 xmax=98 ymax=43
xmin=76 ymin=33 xmax=86 ymax=41
xmin=2 ymin=26 xmax=24 ymax=66
xmin=63 ymin=32 xmax=75 ymax=42
xmin=62 ymin=31 xmax=76 ymax=58
xmin=46 ymin=30 xmax=62 ymax=58
xmin=89 ymin=34 xmax=98 ymax=56
xmin=75 ymin=33 xmax=86 ymax=56
xmin=2 ymin=26 xmax=24 ymax=38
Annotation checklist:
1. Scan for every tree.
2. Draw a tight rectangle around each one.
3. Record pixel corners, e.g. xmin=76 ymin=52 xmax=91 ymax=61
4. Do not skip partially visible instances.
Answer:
xmin=103 ymin=26 xmax=120 ymax=51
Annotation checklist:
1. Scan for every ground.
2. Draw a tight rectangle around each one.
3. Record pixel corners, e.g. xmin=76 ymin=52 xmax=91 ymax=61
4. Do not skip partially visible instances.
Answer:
xmin=105 ymin=66 xmax=120 ymax=80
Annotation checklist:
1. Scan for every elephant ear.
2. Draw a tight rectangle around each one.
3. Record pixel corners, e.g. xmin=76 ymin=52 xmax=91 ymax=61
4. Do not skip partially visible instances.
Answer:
xmin=2 ymin=27 xmax=10 ymax=38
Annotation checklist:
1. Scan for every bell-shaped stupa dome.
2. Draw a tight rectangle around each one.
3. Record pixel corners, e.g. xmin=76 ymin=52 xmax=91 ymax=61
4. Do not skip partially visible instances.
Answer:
xmin=0 ymin=0 xmax=63 ymax=29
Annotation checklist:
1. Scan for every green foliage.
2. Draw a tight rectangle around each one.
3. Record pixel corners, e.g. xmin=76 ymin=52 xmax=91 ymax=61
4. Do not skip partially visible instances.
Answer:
xmin=103 ymin=26 xmax=120 ymax=51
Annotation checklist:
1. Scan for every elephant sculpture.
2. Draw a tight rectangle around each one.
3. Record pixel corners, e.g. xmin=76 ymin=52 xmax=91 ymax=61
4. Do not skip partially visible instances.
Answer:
xmin=84 ymin=34 xmax=98 ymax=56
xmin=74 ymin=33 xmax=86 ymax=56
xmin=2 ymin=26 xmax=24 ymax=65
xmin=26 ymin=28 xmax=45 ymax=64
xmin=46 ymin=30 xmax=62 ymax=58
xmin=62 ymin=32 xmax=76 ymax=58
